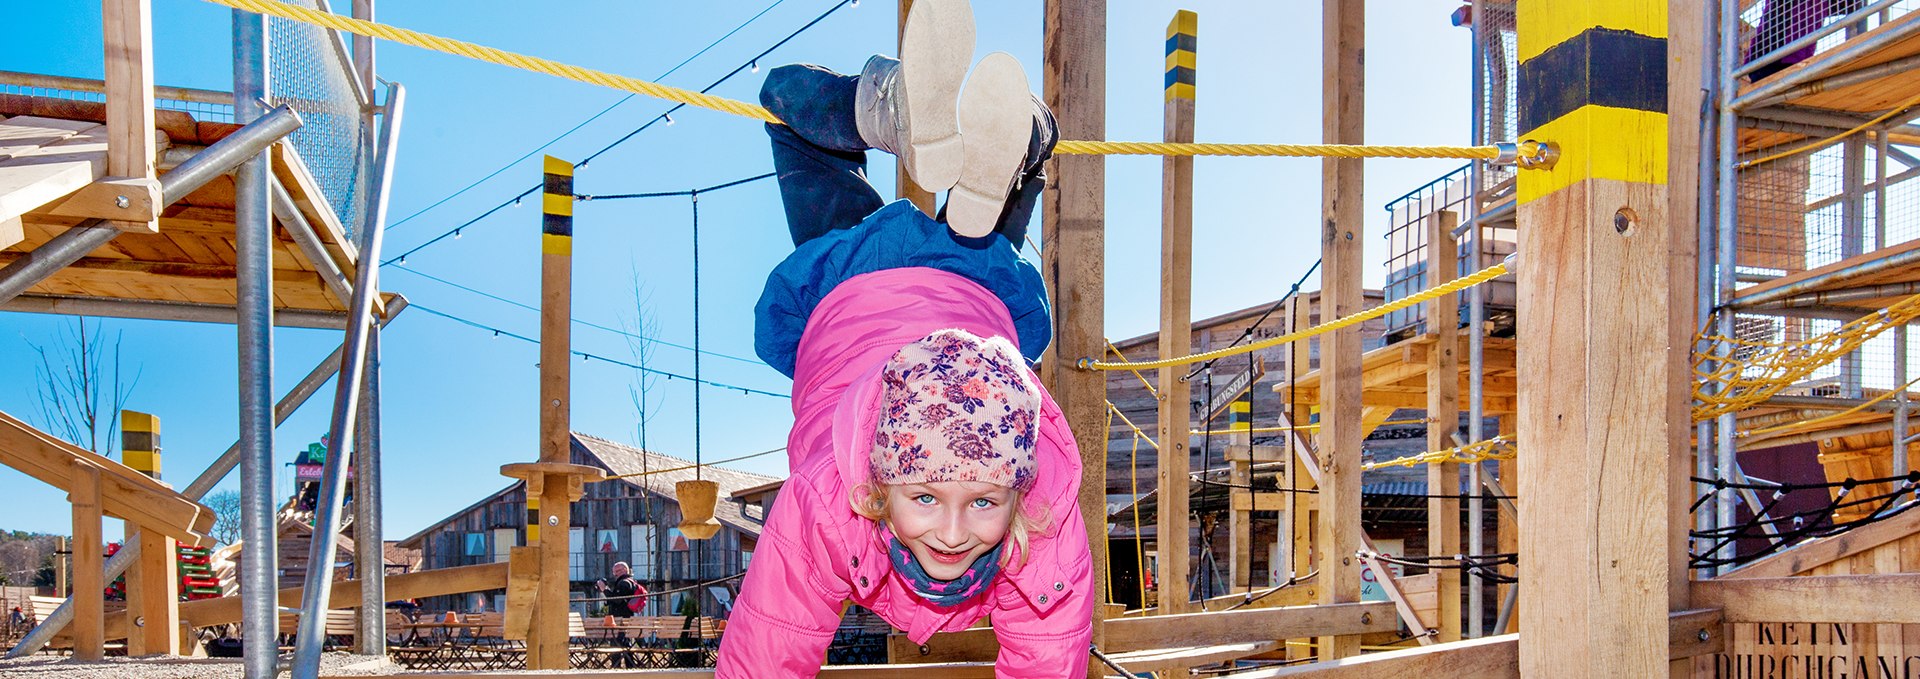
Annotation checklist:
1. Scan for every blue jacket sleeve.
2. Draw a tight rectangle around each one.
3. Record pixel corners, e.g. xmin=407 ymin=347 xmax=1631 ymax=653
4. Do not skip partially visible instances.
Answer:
xmin=754 ymin=201 xmax=1052 ymax=380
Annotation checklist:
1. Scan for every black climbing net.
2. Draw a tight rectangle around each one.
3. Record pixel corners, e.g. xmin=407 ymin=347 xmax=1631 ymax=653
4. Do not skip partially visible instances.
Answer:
xmin=1688 ymin=471 xmax=1920 ymax=570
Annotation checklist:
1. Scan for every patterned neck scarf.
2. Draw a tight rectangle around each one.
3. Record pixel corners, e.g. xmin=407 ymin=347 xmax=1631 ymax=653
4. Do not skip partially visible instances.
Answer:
xmin=881 ymin=524 xmax=1004 ymax=608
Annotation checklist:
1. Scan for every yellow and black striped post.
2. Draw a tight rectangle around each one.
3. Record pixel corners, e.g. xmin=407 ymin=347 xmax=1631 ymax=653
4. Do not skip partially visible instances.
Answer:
xmin=1226 ymin=400 xmax=1251 ymax=432
xmin=1164 ymin=10 xmax=1195 ymax=103
xmin=1155 ymin=8 xmax=1197 ymax=624
xmin=121 ymin=410 xmax=160 ymax=479
xmin=120 ymin=410 xmax=179 ymax=656
xmin=531 ymin=155 xmax=576 ymax=669
xmin=1512 ymin=2 xmax=1689 ymax=676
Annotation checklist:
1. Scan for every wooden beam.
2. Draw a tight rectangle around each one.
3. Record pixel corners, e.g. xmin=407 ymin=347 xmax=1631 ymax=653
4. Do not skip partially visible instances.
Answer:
xmin=0 ymin=215 xmax=21 ymax=250
xmin=1692 ymin=573 xmax=1920 ymax=623
xmin=0 ymin=410 xmax=211 ymax=543
xmin=102 ymin=0 xmax=159 ymax=232
xmin=1110 ymin=601 xmax=1394 ymax=653
xmin=0 ymin=126 xmax=110 ymax=225
xmin=1426 ymin=210 xmax=1461 ymax=646
xmin=1111 ymin=641 xmax=1284 ymax=674
xmin=1666 ymin=608 xmax=1723 ymax=660
xmin=1223 ymin=635 xmax=1520 ymax=679
xmin=1041 ymin=2 xmax=1108 ymax=674
xmin=1514 ymin=1 xmax=1679 ymax=675
xmin=41 ymin=176 xmax=160 ymax=224
xmin=1231 ymin=492 xmax=1288 ymax=512
xmin=1284 ymin=298 xmax=1314 ymax=603
xmin=126 ymin=528 xmax=178 ymax=655
xmin=1316 ymin=0 xmax=1365 ymax=659
xmin=1663 ymin=5 xmax=1704 ymax=678
xmin=70 ymin=460 xmax=104 ymax=661
xmin=1156 ymin=7 xmax=1197 ymax=618
xmin=105 ymin=562 xmax=508 ymax=637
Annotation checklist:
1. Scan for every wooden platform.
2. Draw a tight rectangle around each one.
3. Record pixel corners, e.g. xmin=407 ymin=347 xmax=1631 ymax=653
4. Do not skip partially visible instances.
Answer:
xmin=1735 ymin=10 xmax=1920 ymax=154
xmin=1280 ymin=333 xmax=1518 ymax=413
xmin=0 ymin=104 xmax=371 ymax=316
xmin=1731 ymin=238 xmax=1920 ymax=311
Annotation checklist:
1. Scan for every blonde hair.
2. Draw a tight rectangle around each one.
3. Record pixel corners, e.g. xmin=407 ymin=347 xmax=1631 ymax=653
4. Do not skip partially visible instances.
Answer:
xmin=850 ymin=483 xmax=1050 ymax=569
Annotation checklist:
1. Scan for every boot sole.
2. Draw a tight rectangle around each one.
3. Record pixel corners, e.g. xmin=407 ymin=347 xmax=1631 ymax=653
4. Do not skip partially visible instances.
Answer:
xmin=897 ymin=0 xmax=973 ymax=191
xmin=949 ymin=52 xmax=1031 ymax=239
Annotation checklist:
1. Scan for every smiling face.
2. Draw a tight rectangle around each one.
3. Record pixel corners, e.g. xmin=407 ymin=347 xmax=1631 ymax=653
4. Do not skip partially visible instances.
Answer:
xmin=883 ymin=480 xmax=1017 ymax=581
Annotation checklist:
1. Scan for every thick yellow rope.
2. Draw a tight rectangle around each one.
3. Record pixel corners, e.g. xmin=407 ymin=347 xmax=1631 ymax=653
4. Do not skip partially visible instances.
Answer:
xmin=1082 ymin=260 xmax=1511 ymax=371
xmin=1107 ymin=339 xmax=1160 ymax=400
xmin=1190 ymin=419 xmax=1424 ymax=436
xmin=205 ymin=0 xmax=1525 ymax=161
xmin=1362 ymin=435 xmax=1515 ymax=472
xmin=1107 ymin=401 xmax=1162 ymax=451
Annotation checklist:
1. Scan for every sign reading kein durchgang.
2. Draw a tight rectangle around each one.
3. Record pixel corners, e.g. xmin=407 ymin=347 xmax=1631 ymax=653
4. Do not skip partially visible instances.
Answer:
xmin=1704 ymin=623 xmax=1920 ymax=679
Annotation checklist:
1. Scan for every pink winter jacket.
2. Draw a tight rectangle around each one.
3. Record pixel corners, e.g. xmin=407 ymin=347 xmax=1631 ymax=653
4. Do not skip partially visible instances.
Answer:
xmin=716 ymin=267 xmax=1093 ymax=678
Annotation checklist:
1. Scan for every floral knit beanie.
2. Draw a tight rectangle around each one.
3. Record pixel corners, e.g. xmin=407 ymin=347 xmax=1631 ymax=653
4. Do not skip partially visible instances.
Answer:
xmin=871 ymin=329 xmax=1039 ymax=493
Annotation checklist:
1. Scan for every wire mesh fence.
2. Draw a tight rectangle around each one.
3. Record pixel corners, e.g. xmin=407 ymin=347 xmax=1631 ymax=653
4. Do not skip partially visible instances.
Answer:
xmin=1737 ymin=0 xmax=1919 ymax=82
xmin=266 ymin=0 xmax=371 ymax=239
xmin=1380 ymin=165 xmax=1517 ymax=341
xmin=0 ymin=79 xmax=235 ymax=124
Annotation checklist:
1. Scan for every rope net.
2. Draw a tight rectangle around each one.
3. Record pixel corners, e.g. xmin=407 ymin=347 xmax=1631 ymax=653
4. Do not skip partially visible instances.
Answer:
xmin=199 ymin=0 xmax=1539 ymax=162
xmin=1691 ymin=293 xmax=1920 ymax=421
xmin=1689 ymin=472 xmax=1920 ymax=570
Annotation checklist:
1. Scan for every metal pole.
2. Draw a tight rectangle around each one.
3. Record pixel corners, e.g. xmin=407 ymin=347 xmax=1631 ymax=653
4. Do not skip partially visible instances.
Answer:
xmin=352 ymin=79 xmax=397 ymax=658
xmin=0 ymin=106 xmax=300 ymax=304
xmin=1463 ymin=0 xmax=1487 ymax=639
xmin=1714 ymin=0 xmax=1741 ymax=577
xmin=233 ymin=8 xmax=278 ymax=676
xmin=1695 ymin=0 xmax=1723 ymax=573
xmin=291 ymin=82 xmax=401 ymax=679
xmin=351 ymin=329 xmax=385 ymax=654
xmin=1841 ymin=136 xmax=1867 ymax=398
xmin=4 ymin=298 xmax=409 ymax=659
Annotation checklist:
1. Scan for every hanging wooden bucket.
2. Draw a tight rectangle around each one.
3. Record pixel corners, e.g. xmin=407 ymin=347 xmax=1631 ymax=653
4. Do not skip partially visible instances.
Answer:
xmin=676 ymin=479 xmax=722 ymax=540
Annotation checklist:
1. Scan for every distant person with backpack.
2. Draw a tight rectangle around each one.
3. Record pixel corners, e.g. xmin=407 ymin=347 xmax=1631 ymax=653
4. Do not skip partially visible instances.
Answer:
xmin=596 ymin=561 xmax=647 ymax=617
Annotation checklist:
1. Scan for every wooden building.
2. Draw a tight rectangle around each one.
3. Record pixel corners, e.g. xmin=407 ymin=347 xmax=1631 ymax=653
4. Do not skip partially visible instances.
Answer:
xmin=398 ymin=433 xmax=775 ymax=618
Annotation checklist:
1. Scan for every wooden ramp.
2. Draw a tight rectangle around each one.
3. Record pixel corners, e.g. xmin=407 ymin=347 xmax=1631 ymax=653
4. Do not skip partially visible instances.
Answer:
xmin=0 ymin=95 xmax=380 ymax=317
xmin=1280 ymin=333 xmax=1518 ymax=413
xmin=0 ymin=409 xmax=210 ymax=544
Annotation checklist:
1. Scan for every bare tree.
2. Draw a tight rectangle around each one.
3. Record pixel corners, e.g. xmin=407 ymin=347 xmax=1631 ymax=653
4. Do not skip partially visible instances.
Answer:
xmin=623 ymin=272 xmax=663 ymax=455
xmin=27 ymin=318 xmax=140 ymax=453
xmin=204 ymin=489 xmax=244 ymax=546
xmin=0 ymin=534 xmax=56 ymax=587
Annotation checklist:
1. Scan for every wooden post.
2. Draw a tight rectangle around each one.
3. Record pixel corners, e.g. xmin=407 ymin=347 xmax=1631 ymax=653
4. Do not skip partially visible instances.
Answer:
xmin=1040 ymin=0 xmax=1107 ymax=674
xmin=1664 ymin=2 xmax=1703 ymax=676
xmin=121 ymin=410 xmax=179 ymax=656
xmin=533 ymin=155 xmax=575 ymax=669
xmin=1285 ymin=297 xmax=1315 ymax=586
xmin=1494 ymin=415 xmax=1517 ymax=634
xmin=1156 ymin=8 xmax=1197 ymax=617
xmin=70 ymin=460 xmax=104 ymax=662
xmin=101 ymin=0 xmax=160 ymax=232
xmin=1316 ymin=0 xmax=1365 ymax=662
xmin=897 ymin=0 xmax=936 ymax=217
xmin=1513 ymin=0 xmax=1682 ymax=675
xmin=1425 ymin=212 xmax=1462 ymax=643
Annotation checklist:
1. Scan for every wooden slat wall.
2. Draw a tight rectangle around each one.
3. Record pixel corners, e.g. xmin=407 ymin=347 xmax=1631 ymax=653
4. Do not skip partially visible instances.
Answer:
xmin=1693 ymin=533 xmax=1920 ymax=676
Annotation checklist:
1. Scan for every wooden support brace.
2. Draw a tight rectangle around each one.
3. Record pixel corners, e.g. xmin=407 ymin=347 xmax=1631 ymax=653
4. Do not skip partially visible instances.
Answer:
xmin=41 ymin=176 xmax=161 ymax=223
xmin=125 ymin=528 xmax=179 ymax=655
xmin=102 ymin=0 xmax=158 ymax=233
xmin=502 ymin=546 xmax=538 ymax=641
xmin=70 ymin=459 xmax=104 ymax=661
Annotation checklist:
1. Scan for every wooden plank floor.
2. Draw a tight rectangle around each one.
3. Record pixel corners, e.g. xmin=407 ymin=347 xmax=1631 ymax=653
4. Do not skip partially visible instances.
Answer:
xmin=0 ymin=110 xmax=364 ymax=315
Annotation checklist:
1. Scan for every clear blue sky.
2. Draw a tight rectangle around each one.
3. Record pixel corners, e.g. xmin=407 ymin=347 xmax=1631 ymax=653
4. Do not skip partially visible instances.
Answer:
xmin=0 ymin=0 xmax=1472 ymax=540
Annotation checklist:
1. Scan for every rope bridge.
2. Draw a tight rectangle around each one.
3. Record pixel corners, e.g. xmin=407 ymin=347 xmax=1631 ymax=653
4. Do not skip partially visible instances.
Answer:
xmin=198 ymin=0 xmax=1544 ymax=163
xmin=1691 ymin=293 xmax=1920 ymax=421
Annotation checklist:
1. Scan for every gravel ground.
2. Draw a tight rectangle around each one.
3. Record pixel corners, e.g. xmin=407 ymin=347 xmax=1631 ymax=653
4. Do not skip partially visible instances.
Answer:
xmin=0 ymin=653 xmax=400 ymax=678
